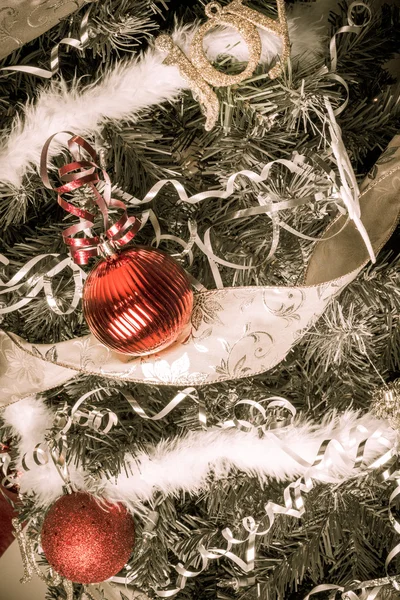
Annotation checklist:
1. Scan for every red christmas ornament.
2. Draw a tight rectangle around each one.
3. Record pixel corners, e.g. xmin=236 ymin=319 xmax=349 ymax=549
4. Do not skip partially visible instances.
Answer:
xmin=41 ymin=492 xmax=135 ymax=584
xmin=40 ymin=133 xmax=193 ymax=355
xmin=83 ymin=244 xmax=193 ymax=355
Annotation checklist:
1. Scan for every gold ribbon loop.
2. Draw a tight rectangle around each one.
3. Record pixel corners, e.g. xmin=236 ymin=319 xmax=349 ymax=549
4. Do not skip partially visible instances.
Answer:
xmin=0 ymin=253 xmax=86 ymax=316
xmin=123 ymin=387 xmax=207 ymax=429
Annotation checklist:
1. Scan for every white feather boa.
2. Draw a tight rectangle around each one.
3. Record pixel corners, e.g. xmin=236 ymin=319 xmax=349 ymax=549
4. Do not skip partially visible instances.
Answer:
xmin=0 ymin=3 xmax=333 ymax=188
xmin=1 ymin=396 xmax=395 ymax=509
xmin=2 ymin=396 xmax=86 ymax=501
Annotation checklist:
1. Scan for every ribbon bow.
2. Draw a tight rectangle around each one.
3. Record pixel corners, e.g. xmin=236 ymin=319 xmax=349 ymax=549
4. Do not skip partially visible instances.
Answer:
xmin=40 ymin=133 xmax=140 ymax=265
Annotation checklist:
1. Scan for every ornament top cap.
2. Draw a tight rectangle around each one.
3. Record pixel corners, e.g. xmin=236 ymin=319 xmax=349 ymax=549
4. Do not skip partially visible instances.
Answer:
xmin=98 ymin=237 xmax=119 ymax=259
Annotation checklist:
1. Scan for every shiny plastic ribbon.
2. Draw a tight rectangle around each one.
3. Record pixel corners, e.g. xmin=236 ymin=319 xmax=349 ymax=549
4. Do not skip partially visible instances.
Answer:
xmin=0 ymin=448 xmax=19 ymax=491
xmin=324 ymin=98 xmax=375 ymax=263
xmin=153 ymin=398 xmax=398 ymax=597
xmin=122 ymin=157 xmax=324 ymax=207
xmin=102 ymin=153 xmax=364 ymax=288
xmin=9 ymin=387 xmax=208 ymax=498
xmin=156 ymin=523 xmax=258 ymax=598
xmin=327 ymin=2 xmax=372 ymax=116
xmin=17 ymin=389 xmax=123 ymax=496
xmin=20 ymin=423 xmax=73 ymax=492
xmin=0 ymin=253 xmax=85 ymax=315
xmin=40 ymin=133 xmax=141 ymax=265
xmin=220 ymin=396 xmax=296 ymax=432
xmin=42 ymin=134 xmax=345 ymax=281
xmin=0 ymin=3 xmax=95 ymax=79
xmin=69 ymin=389 xmax=118 ymax=435
xmin=304 ymin=576 xmax=400 ymax=600
xmin=330 ymin=2 xmax=372 ymax=73
xmin=276 ymin=428 xmax=400 ymax=600
xmin=153 ymin=398 xmax=296 ymax=597
xmin=304 ymin=574 xmax=400 ymax=599
xmin=377 ymin=461 xmax=400 ymax=592
xmin=123 ymin=387 xmax=207 ymax=429
xmin=34 ymin=126 xmax=371 ymax=289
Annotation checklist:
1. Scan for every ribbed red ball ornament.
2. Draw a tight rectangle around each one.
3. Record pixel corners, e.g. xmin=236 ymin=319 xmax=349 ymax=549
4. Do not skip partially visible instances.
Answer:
xmin=82 ymin=243 xmax=193 ymax=355
xmin=41 ymin=492 xmax=135 ymax=584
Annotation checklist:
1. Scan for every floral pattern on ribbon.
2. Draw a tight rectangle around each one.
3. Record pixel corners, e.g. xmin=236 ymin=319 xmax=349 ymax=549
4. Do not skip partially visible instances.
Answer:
xmin=191 ymin=292 xmax=227 ymax=330
xmin=262 ymin=288 xmax=305 ymax=326
xmin=4 ymin=341 xmax=44 ymax=387
xmin=141 ymin=353 xmax=208 ymax=385
xmin=1 ymin=136 xmax=399 ymax=403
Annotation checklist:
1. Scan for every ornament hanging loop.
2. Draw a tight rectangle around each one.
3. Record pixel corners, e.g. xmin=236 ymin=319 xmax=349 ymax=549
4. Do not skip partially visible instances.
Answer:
xmin=205 ymin=2 xmax=223 ymax=18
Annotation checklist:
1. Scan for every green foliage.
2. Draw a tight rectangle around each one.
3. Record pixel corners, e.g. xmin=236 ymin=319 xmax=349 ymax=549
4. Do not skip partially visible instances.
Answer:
xmin=1 ymin=0 xmax=400 ymax=599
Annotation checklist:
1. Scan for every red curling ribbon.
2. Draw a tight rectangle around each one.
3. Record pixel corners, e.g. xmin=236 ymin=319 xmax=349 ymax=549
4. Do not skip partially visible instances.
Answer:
xmin=40 ymin=132 xmax=140 ymax=265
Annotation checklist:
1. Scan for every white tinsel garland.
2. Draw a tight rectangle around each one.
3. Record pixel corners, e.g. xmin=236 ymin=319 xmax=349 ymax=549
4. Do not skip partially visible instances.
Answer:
xmin=1 ymin=395 xmax=395 ymax=508
xmin=0 ymin=3 xmax=331 ymax=188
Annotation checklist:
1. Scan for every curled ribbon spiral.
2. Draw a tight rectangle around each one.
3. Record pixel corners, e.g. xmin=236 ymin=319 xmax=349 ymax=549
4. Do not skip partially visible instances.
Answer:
xmin=40 ymin=133 xmax=141 ymax=265
xmin=0 ymin=123 xmax=372 ymax=314
xmin=9 ymin=386 xmax=205 ymax=492
xmin=0 ymin=253 xmax=85 ymax=315
xmin=148 ymin=399 xmax=398 ymax=598
xmin=7 ymin=390 xmax=400 ymax=597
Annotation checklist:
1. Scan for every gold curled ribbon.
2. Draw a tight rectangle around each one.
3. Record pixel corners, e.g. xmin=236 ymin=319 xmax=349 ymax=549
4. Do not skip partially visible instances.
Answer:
xmin=110 ymin=153 xmax=359 ymax=288
xmin=0 ymin=4 xmax=95 ymax=79
xmin=328 ymin=1 xmax=372 ymax=116
xmin=151 ymin=399 xmax=398 ymax=597
xmin=123 ymin=387 xmax=207 ymax=429
xmin=0 ymin=253 xmax=86 ymax=316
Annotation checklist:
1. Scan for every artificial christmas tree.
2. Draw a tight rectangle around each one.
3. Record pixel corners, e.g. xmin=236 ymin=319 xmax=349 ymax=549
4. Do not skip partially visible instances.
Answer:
xmin=1 ymin=1 xmax=400 ymax=599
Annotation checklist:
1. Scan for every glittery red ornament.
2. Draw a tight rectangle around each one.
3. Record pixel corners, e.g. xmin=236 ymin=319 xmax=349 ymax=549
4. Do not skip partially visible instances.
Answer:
xmin=82 ymin=245 xmax=193 ymax=355
xmin=41 ymin=492 xmax=135 ymax=584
